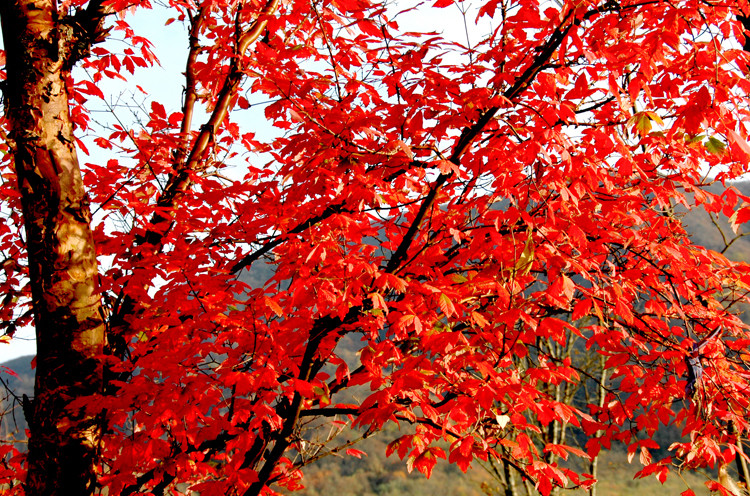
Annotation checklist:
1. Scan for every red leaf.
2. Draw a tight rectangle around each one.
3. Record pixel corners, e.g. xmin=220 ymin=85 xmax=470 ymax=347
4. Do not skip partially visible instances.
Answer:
xmin=0 ymin=365 xmax=17 ymax=378
xmin=264 ymin=296 xmax=284 ymax=317
xmin=345 ymin=448 xmax=367 ymax=458
xmin=411 ymin=450 xmax=438 ymax=478
xmin=438 ymin=293 xmax=456 ymax=317
xmin=572 ymin=298 xmax=592 ymax=320
xmin=358 ymin=20 xmax=382 ymax=38
xmin=727 ymin=129 xmax=750 ymax=159
xmin=81 ymin=80 xmax=104 ymax=99
xmin=151 ymin=101 xmax=166 ymax=119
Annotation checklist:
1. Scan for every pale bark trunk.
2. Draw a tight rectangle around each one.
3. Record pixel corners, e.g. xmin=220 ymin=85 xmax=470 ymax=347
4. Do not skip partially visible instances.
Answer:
xmin=502 ymin=456 xmax=520 ymax=496
xmin=0 ymin=1 xmax=105 ymax=494
xmin=589 ymin=356 xmax=607 ymax=496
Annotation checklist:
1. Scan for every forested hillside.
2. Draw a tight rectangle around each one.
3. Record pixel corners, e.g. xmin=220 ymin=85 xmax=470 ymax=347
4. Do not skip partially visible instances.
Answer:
xmin=682 ymin=182 xmax=750 ymax=265
xmin=0 ymin=355 xmax=33 ymax=448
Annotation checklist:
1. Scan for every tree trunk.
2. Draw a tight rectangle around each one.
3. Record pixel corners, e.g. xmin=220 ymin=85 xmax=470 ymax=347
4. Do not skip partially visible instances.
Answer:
xmin=501 ymin=456 xmax=520 ymax=496
xmin=589 ymin=355 xmax=607 ymax=496
xmin=0 ymin=1 xmax=105 ymax=494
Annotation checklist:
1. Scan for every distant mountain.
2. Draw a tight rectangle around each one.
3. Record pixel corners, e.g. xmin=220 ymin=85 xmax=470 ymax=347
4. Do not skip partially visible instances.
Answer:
xmin=681 ymin=180 xmax=750 ymax=262
xmin=0 ymin=355 xmax=33 ymax=443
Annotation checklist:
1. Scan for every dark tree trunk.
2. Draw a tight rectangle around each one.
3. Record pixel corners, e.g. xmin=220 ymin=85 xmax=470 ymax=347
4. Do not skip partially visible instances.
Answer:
xmin=0 ymin=1 xmax=105 ymax=494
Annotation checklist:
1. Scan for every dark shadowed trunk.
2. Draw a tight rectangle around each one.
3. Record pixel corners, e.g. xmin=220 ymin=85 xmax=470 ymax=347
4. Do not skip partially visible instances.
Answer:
xmin=0 ymin=1 xmax=105 ymax=494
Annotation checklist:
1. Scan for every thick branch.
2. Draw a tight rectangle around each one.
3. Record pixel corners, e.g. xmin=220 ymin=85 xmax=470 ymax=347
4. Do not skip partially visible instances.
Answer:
xmin=0 ymin=1 xmax=106 ymax=493
xmin=231 ymin=202 xmax=344 ymax=273
xmin=64 ymin=0 xmax=115 ymax=67
xmin=159 ymin=0 xmax=280 ymax=211
xmin=385 ymin=11 xmax=575 ymax=276
xmin=243 ymin=308 xmax=360 ymax=495
xmin=111 ymin=0 xmax=280 ymax=333
xmin=230 ymin=165 xmax=413 ymax=274
xmin=135 ymin=0 xmax=279 ymax=250
xmin=173 ymin=7 xmax=208 ymax=167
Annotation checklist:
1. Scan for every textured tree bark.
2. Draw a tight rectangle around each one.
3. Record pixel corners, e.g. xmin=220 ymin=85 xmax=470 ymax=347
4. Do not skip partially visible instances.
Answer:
xmin=0 ymin=1 xmax=105 ymax=494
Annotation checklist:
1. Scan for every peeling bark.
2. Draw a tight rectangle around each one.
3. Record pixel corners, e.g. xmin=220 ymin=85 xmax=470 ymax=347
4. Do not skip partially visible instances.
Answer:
xmin=0 ymin=1 xmax=105 ymax=494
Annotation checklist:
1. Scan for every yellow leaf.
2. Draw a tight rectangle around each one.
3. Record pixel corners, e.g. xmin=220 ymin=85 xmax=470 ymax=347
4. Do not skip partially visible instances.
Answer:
xmin=514 ymin=231 xmax=534 ymax=276
xmin=264 ymin=296 xmax=284 ymax=317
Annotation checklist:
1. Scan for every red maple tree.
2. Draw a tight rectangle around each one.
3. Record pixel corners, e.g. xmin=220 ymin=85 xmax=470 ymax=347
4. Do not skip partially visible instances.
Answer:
xmin=2 ymin=0 xmax=750 ymax=494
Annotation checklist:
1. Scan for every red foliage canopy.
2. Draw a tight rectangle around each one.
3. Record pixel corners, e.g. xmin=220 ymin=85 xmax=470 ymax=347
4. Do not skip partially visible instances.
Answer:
xmin=3 ymin=0 xmax=750 ymax=494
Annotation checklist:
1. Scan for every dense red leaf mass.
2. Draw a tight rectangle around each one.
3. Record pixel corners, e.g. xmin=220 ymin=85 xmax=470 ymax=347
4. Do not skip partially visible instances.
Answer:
xmin=3 ymin=0 xmax=750 ymax=494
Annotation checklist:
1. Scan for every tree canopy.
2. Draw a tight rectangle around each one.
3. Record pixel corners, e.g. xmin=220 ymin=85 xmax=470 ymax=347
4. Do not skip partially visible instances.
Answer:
xmin=2 ymin=0 xmax=750 ymax=495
